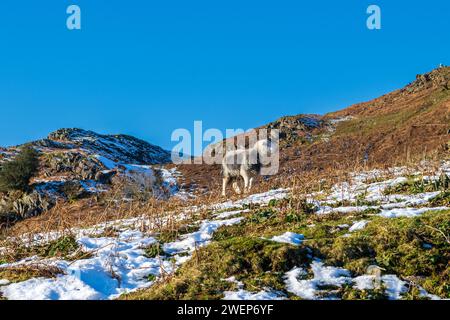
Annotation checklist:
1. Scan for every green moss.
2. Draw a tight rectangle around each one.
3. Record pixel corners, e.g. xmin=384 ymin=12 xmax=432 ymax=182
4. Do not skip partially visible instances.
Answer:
xmin=340 ymin=284 xmax=387 ymax=300
xmin=422 ymin=268 xmax=450 ymax=298
xmin=402 ymin=286 xmax=435 ymax=300
xmin=284 ymin=210 xmax=308 ymax=223
xmin=121 ymin=237 xmax=311 ymax=300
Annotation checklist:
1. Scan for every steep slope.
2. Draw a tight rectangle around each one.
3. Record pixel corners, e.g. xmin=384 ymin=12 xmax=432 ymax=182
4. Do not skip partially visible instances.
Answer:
xmin=321 ymin=66 xmax=450 ymax=166
xmin=274 ymin=66 xmax=450 ymax=175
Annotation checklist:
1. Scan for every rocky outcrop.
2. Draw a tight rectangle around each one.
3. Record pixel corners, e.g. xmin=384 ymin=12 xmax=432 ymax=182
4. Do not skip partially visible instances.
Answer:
xmin=0 ymin=128 xmax=174 ymax=226
xmin=0 ymin=191 xmax=53 ymax=224
xmin=95 ymin=170 xmax=116 ymax=185
xmin=11 ymin=192 xmax=53 ymax=219
xmin=42 ymin=128 xmax=171 ymax=165
xmin=41 ymin=151 xmax=105 ymax=180
xmin=264 ymin=114 xmax=326 ymax=145
xmin=404 ymin=66 xmax=450 ymax=94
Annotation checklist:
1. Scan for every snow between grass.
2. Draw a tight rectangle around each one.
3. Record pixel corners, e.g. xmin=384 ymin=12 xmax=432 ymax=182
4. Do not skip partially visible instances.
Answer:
xmin=0 ymin=189 xmax=287 ymax=300
xmin=269 ymin=232 xmax=304 ymax=246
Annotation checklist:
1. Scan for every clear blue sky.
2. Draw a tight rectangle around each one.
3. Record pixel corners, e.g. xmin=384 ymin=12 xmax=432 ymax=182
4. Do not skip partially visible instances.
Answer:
xmin=0 ymin=0 xmax=448 ymax=151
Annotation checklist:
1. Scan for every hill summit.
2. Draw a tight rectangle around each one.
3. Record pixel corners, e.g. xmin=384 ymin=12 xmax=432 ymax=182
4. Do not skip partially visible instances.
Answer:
xmin=29 ymin=128 xmax=171 ymax=165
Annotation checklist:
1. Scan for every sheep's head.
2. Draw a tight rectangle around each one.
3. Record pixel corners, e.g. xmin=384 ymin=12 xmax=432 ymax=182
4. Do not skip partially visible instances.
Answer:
xmin=253 ymin=139 xmax=279 ymax=175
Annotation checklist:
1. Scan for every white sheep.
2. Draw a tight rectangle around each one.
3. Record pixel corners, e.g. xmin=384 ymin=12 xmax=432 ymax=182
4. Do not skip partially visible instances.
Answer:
xmin=221 ymin=139 xmax=277 ymax=197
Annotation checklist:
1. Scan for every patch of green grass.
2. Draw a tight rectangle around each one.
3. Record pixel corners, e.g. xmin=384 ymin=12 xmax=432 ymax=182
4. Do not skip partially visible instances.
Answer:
xmin=248 ymin=208 xmax=277 ymax=224
xmin=212 ymin=209 xmax=302 ymax=241
xmin=143 ymin=242 xmax=166 ymax=258
xmin=121 ymin=237 xmax=312 ymax=300
xmin=146 ymin=274 xmax=157 ymax=282
xmin=213 ymin=208 xmax=363 ymax=244
xmin=43 ymin=236 xmax=80 ymax=258
xmin=284 ymin=210 xmax=307 ymax=223
xmin=301 ymin=220 xmax=351 ymax=240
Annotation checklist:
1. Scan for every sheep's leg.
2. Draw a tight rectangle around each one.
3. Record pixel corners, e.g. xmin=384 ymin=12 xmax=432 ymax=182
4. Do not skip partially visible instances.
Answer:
xmin=242 ymin=172 xmax=250 ymax=193
xmin=248 ymin=177 xmax=254 ymax=192
xmin=222 ymin=176 xmax=230 ymax=197
xmin=232 ymin=180 xmax=242 ymax=194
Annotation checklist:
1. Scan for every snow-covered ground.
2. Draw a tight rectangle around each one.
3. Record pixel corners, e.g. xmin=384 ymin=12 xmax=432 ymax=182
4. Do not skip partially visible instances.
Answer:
xmin=222 ymin=276 xmax=286 ymax=300
xmin=0 ymin=216 xmax=244 ymax=300
xmin=284 ymin=261 xmax=439 ymax=300
xmin=223 ymin=289 xmax=286 ymax=301
xmin=1 ymin=160 xmax=448 ymax=300
xmin=268 ymin=232 xmax=304 ymax=246
xmin=95 ymin=154 xmax=189 ymax=199
xmin=213 ymin=189 xmax=289 ymax=211
xmin=0 ymin=190 xmax=286 ymax=300
xmin=310 ymin=161 xmax=450 ymax=221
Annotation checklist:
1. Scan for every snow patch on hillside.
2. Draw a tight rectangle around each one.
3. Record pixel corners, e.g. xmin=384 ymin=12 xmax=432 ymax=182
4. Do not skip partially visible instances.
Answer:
xmin=214 ymin=189 xmax=289 ymax=211
xmin=285 ymin=262 xmax=351 ymax=300
xmin=0 ymin=190 xmax=285 ymax=300
xmin=269 ymin=232 xmax=304 ymax=246
xmin=95 ymin=155 xmax=187 ymax=199
xmin=311 ymin=160 xmax=450 ymax=218
xmin=223 ymin=289 xmax=285 ymax=300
